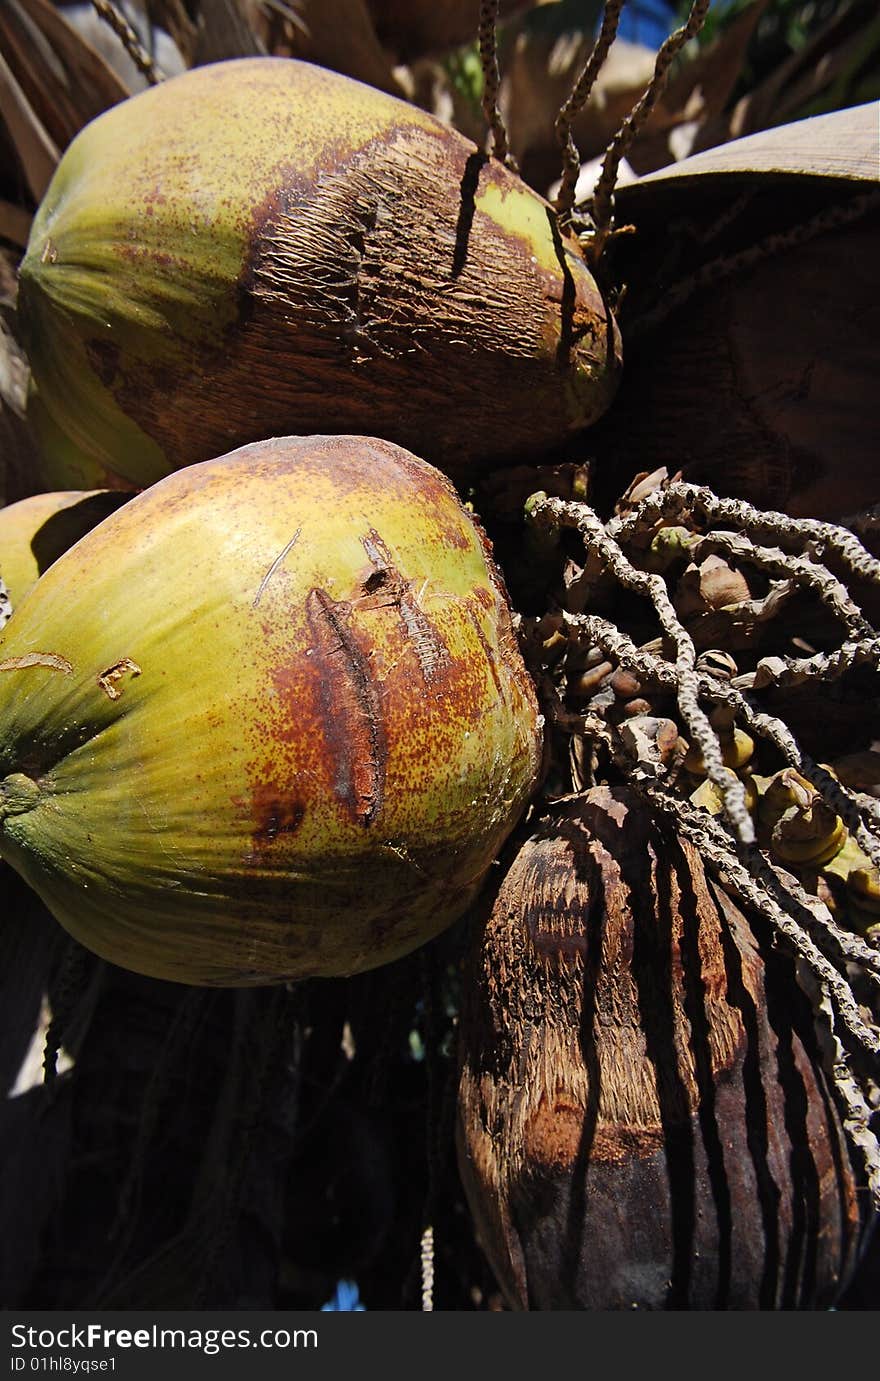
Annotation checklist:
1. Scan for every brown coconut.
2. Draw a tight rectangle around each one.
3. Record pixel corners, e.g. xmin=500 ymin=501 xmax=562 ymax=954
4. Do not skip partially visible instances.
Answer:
xmin=456 ymin=785 xmax=866 ymax=1309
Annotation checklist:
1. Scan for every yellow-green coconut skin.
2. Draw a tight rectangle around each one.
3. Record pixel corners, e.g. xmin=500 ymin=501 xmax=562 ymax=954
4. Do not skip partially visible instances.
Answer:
xmin=0 ymin=435 xmax=543 ymax=985
xmin=18 ymin=57 xmax=621 ymax=490
xmin=0 ymin=489 xmax=131 ymax=610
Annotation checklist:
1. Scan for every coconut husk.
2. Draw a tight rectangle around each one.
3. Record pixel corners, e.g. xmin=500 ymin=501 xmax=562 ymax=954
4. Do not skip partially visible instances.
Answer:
xmin=457 ymin=786 xmax=866 ymax=1310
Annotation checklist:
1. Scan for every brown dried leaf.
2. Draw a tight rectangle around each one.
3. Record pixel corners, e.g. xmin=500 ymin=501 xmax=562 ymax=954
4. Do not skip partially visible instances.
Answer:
xmin=725 ymin=0 xmax=880 ymax=145
xmin=0 ymin=197 xmax=31 ymax=248
xmin=145 ymin=0 xmax=200 ymax=65
xmin=629 ymin=100 xmax=880 ymax=190
xmin=277 ymin=0 xmax=403 ymax=97
xmin=502 ymin=31 xmax=658 ymax=192
xmin=0 ymin=48 xmax=58 ymax=202
xmin=367 ymin=0 xmax=535 ymax=62
xmin=5 ymin=0 xmax=132 ymax=148
xmin=193 ymin=0 xmax=265 ymax=63
xmin=663 ymin=0 xmax=770 ymax=126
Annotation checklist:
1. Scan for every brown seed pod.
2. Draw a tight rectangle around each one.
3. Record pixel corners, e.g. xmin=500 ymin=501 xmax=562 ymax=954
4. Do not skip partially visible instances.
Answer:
xmin=456 ymin=785 xmax=864 ymax=1310
xmin=674 ymin=554 xmax=752 ymax=620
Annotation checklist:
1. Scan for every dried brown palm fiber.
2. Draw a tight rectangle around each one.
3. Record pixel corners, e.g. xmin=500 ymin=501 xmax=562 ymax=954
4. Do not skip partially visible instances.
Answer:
xmin=0 ymin=866 xmax=107 ymax=1306
xmin=0 ymin=866 xmax=68 ymax=1098
xmin=0 ymin=45 xmax=58 ymax=201
xmin=456 ymin=785 xmax=866 ymax=1311
xmin=27 ymin=973 xmax=298 ymax=1309
xmin=135 ymin=0 xmax=196 ymax=65
xmin=41 ymin=935 xmax=95 ymax=1083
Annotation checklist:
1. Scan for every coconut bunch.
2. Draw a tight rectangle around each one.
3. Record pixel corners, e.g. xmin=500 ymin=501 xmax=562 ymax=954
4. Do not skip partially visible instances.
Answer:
xmin=1 ymin=0 xmax=879 ymax=1312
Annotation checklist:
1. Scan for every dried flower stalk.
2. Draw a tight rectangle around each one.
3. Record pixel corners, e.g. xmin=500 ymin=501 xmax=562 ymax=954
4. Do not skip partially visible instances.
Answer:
xmin=90 ymin=0 xmax=164 ymax=84
xmin=553 ymin=0 xmax=625 ymax=224
xmin=478 ymin=0 xmax=513 ymax=167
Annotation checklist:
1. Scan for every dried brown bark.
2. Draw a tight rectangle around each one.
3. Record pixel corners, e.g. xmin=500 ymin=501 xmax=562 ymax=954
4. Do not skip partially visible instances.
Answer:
xmin=457 ymin=785 xmax=866 ymax=1309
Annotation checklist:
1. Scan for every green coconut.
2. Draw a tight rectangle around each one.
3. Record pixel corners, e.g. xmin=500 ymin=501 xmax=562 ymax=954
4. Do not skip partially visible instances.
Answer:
xmin=18 ymin=56 xmax=621 ymax=491
xmin=0 ymin=488 xmax=131 ymax=611
xmin=0 ymin=435 xmax=543 ymax=985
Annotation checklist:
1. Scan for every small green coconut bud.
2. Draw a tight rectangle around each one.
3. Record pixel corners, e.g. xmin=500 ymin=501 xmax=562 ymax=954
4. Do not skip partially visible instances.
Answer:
xmin=683 ymin=727 xmax=754 ymax=776
xmin=18 ymin=57 xmax=621 ymax=491
xmin=846 ymin=865 xmax=880 ymax=915
xmin=642 ymin=524 xmax=695 ymax=573
xmin=690 ymin=768 xmax=758 ymax=818
xmin=770 ymin=805 xmax=847 ymax=867
xmin=757 ymin=767 xmax=815 ymax=827
xmin=0 ymin=435 xmax=543 ymax=986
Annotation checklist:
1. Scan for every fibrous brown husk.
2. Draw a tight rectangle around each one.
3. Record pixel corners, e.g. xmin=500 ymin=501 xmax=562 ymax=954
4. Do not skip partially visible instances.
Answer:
xmin=457 ymin=785 xmax=866 ymax=1310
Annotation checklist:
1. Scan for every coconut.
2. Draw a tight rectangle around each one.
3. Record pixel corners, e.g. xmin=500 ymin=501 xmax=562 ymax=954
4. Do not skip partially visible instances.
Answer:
xmin=457 ymin=786 xmax=864 ymax=1310
xmin=0 ymin=488 xmax=131 ymax=612
xmin=0 ymin=435 xmax=543 ymax=986
xmin=18 ymin=57 xmax=621 ymax=492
